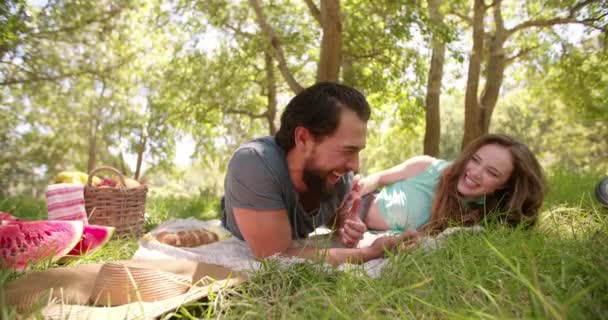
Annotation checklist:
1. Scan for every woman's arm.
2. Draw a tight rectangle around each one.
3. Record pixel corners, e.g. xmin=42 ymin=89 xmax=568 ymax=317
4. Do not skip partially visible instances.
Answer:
xmin=282 ymin=230 xmax=420 ymax=266
xmin=357 ymin=155 xmax=437 ymax=196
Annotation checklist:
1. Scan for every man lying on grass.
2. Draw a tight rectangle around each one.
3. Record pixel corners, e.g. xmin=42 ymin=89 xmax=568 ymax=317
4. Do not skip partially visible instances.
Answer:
xmin=220 ymin=82 xmax=404 ymax=265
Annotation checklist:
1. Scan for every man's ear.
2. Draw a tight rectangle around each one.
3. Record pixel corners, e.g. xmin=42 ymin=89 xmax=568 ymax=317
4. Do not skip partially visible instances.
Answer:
xmin=294 ymin=126 xmax=311 ymax=148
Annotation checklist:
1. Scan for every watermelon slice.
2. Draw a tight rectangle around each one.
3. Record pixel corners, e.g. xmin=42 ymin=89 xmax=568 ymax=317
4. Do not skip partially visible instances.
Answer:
xmin=60 ymin=224 xmax=115 ymax=262
xmin=0 ymin=220 xmax=83 ymax=271
xmin=0 ymin=212 xmax=18 ymax=222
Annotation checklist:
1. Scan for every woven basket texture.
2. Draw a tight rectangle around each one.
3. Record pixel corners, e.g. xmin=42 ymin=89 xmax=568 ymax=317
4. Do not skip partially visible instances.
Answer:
xmin=85 ymin=166 xmax=147 ymax=237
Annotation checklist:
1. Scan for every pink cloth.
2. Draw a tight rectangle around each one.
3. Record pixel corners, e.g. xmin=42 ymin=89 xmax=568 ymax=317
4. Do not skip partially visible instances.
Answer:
xmin=46 ymin=183 xmax=88 ymax=223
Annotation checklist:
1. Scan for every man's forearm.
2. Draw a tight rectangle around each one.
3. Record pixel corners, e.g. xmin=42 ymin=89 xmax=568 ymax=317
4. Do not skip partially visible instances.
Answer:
xmin=282 ymin=245 xmax=381 ymax=266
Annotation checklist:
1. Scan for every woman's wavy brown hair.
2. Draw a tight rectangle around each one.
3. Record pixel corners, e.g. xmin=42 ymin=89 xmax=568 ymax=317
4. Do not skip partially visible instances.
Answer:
xmin=423 ymin=134 xmax=546 ymax=233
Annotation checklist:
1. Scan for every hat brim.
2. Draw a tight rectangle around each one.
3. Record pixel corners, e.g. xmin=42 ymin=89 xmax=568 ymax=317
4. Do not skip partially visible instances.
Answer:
xmin=4 ymin=259 xmax=248 ymax=320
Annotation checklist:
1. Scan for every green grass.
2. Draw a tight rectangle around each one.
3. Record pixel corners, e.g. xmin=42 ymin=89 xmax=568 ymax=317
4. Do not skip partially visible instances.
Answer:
xmin=144 ymin=193 xmax=221 ymax=231
xmin=1 ymin=171 xmax=607 ymax=319
xmin=0 ymin=196 xmax=47 ymax=220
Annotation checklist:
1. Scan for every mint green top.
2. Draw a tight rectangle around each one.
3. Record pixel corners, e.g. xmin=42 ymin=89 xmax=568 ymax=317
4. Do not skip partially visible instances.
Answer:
xmin=374 ymin=159 xmax=451 ymax=231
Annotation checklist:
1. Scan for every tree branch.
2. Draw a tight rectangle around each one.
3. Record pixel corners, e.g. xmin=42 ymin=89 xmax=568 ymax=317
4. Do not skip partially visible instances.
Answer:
xmin=27 ymin=7 xmax=123 ymax=41
xmin=493 ymin=0 xmax=505 ymax=34
xmin=0 ymin=55 xmax=133 ymax=86
xmin=345 ymin=49 xmax=384 ymax=60
xmin=224 ymin=23 xmax=256 ymax=38
xmin=248 ymin=0 xmax=303 ymax=94
xmin=450 ymin=11 xmax=473 ymax=25
xmin=303 ymin=0 xmax=322 ymax=25
xmin=225 ymin=108 xmax=267 ymax=118
xmin=505 ymin=44 xmax=541 ymax=64
xmin=507 ymin=0 xmax=605 ymax=36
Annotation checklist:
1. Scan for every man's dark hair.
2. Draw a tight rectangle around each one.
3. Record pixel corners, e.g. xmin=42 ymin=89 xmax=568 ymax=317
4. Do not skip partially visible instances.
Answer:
xmin=274 ymin=82 xmax=371 ymax=152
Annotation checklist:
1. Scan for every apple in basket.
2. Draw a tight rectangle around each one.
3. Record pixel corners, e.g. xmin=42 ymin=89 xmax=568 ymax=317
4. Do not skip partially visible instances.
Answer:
xmin=97 ymin=178 xmax=117 ymax=188
xmin=108 ymin=176 xmax=141 ymax=188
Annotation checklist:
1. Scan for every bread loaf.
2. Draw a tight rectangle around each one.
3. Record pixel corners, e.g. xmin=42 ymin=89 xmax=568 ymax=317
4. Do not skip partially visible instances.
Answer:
xmin=156 ymin=229 xmax=219 ymax=247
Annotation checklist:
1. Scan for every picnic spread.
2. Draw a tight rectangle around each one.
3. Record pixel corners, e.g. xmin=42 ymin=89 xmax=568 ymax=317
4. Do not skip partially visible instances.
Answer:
xmin=1 ymin=166 xmax=484 ymax=319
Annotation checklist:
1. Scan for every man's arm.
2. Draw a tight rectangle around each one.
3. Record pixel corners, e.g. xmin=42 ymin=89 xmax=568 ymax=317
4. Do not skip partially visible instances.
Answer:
xmin=233 ymin=207 xmax=292 ymax=258
xmin=234 ymin=206 xmax=419 ymax=265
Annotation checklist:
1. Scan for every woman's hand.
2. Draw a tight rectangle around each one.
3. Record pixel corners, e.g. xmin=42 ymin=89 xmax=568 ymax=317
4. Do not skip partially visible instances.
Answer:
xmin=351 ymin=175 xmax=380 ymax=198
xmin=368 ymin=229 xmax=421 ymax=257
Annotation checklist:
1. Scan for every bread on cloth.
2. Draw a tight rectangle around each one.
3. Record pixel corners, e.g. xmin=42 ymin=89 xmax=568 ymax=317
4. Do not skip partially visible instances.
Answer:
xmin=155 ymin=229 xmax=219 ymax=247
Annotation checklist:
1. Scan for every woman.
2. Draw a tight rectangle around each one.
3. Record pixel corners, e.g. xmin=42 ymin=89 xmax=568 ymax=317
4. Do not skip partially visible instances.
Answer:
xmin=346 ymin=133 xmax=546 ymax=237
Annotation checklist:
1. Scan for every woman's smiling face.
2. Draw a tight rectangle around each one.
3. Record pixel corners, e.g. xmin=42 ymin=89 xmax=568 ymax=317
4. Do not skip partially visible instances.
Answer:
xmin=456 ymin=143 xmax=514 ymax=199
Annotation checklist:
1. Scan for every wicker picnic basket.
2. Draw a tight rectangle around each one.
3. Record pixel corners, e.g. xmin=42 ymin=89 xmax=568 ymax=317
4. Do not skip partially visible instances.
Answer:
xmin=84 ymin=166 xmax=148 ymax=238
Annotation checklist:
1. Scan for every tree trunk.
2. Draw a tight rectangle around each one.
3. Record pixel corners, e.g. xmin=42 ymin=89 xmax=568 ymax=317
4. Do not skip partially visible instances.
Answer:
xmin=340 ymin=55 xmax=355 ymax=85
xmin=423 ymin=0 xmax=445 ymax=157
xmin=87 ymin=82 xmax=107 ymax=173
xmin=87 ymin=117 xmax=98 ymax=174
xmin=134 ymin=130 xmax=147 ymax=180
xmin=133 ymin=127 xmax=148 ymax=180
xmin=317 ymin=0 xmax=342 ymax=82
xmin=461 ymin=0 xmax=485 ymax=149
xmin=264 ymin=50 xmax=278 ymax=135
xmin=479 ymin=3 xmax=507 ymax=133
xmin=249 ymin=0 xmax=303 ymax=94
xmin=118 ymin=151 xmax=127 ymax=177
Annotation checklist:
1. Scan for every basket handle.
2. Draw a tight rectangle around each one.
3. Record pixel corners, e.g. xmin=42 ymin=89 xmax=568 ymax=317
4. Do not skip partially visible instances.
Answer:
xmin=87 ymin=166 xmax=127 ymax=187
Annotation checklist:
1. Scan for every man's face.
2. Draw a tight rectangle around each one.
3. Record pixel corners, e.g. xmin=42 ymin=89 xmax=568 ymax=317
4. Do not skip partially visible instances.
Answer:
xmin=302 ymin=109 xmax=367 ymax=200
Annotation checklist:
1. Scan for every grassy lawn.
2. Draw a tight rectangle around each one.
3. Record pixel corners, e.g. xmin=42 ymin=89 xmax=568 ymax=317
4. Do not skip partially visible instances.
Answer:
xmin=1 ymin=170 xmax=607 ymax=319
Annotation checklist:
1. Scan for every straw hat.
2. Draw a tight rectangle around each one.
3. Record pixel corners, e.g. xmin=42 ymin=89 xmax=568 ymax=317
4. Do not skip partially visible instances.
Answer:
xmin=3 ymin=259 xmax=247 ymax=320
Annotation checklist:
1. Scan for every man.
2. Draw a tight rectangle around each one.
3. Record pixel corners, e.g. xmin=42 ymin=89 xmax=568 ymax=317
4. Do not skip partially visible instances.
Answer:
xmin=221 ymin=82 xmax=411 ymax=265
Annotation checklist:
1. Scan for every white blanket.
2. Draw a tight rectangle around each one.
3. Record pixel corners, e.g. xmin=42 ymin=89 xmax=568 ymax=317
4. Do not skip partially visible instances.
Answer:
xmin=134 ymin=218 xmax=483 ymax=278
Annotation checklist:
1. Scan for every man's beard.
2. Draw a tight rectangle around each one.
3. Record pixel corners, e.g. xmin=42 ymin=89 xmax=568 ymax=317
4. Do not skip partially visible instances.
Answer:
xmin=302 ymin=163 xmax=335 ymax=202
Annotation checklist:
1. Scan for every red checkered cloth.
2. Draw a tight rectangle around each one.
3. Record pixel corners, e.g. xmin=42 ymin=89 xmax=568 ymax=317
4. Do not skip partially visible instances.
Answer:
xmin=46 ymin=183 xmax=88 ymax=223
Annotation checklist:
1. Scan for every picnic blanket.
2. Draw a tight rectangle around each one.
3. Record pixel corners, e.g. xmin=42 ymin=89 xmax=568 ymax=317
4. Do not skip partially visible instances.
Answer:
xmin=134 ymin=218 xmax=484 ymax=278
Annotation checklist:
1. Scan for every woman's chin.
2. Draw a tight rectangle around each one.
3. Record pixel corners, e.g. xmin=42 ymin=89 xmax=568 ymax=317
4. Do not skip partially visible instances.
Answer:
xmin=457 ymin=185 xmax=481 ymax=199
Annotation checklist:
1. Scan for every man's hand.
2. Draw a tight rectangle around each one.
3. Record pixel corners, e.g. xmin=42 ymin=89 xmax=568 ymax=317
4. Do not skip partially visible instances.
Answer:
xmin=337 ymin=181 xmax=367 ymax=248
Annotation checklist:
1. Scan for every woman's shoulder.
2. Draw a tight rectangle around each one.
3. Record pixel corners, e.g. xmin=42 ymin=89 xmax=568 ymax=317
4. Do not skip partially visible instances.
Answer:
xmin=407 ymin=155 xmax=439 ymax=168
xmin=395 ymin=155 xmax=438 ymax=177
xmin=405 ymin=156 xmax=451 ymax=178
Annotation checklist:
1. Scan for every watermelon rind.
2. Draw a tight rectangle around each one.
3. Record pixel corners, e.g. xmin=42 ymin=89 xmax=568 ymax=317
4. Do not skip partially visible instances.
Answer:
xmin=0 ymin=212 xmax=18 ymax=222
xmin=60 ymin=224 xmax=115 ymax=262
xmin=0 ymin=220 xmax=84 ymax=271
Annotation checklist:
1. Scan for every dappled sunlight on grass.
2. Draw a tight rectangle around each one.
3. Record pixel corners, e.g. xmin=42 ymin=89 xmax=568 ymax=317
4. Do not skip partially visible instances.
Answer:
xmin=539 ymin=204 xmax=607 ymax=239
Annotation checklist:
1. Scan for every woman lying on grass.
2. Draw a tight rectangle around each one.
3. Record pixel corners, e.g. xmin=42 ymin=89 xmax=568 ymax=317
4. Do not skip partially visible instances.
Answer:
xmin=341 ymin=133 xmax=547 ymax=248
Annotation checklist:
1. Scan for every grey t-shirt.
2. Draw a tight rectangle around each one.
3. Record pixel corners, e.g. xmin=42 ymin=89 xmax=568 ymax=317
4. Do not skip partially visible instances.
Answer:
xmin=221 ymin=136 xmax=353 ymax=240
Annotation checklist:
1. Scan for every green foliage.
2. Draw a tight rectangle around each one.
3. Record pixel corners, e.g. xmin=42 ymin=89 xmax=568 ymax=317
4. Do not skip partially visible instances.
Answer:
xmin=547 ymin=42 xmax=608 ymax=122
xmin=0 ymin=196 xmax=46 ymax=219
xmin=1 ymin=0 xmax=606 ymax=209
xmin=492 ymin=61 xmax=608 ymax=173
xmin=0 ymin=0 xmax=28 ymax=57
xmin=1 ymin=0 xmax=182 ymax=194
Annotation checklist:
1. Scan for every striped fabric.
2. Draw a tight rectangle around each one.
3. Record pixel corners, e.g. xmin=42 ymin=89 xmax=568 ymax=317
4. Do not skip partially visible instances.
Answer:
xmin=46 ymin=183 xmax=88 ymax=223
